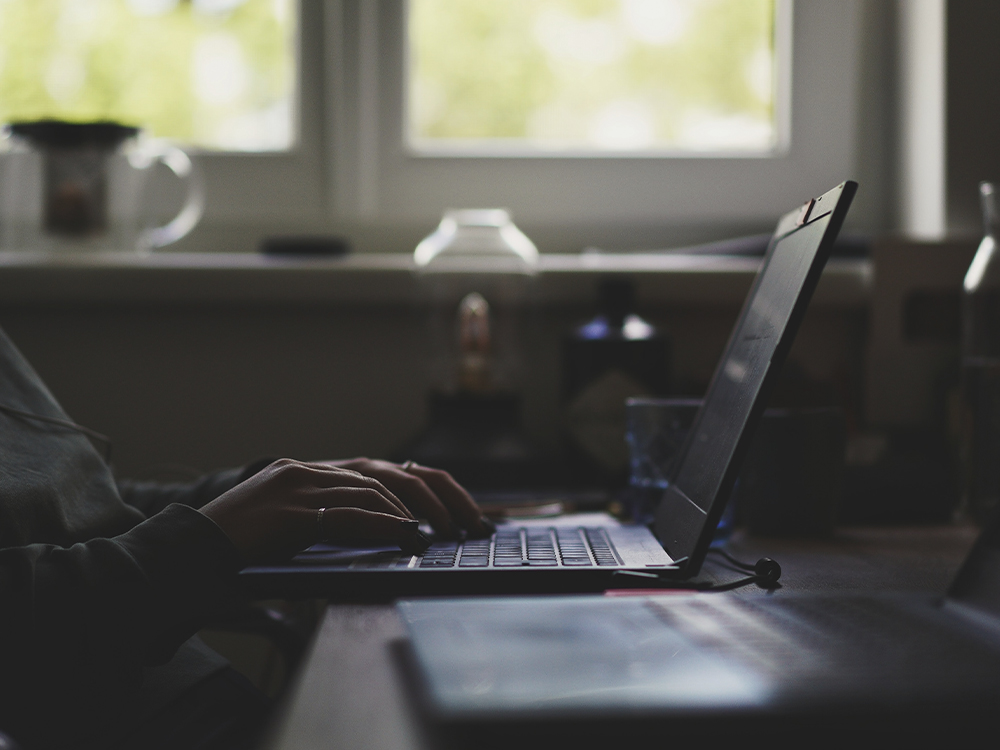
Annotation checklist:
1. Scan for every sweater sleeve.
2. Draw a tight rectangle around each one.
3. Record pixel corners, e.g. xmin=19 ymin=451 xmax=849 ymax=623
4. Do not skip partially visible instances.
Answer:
xmin=0 ymin=503 xmax=246 ymax=749
xmin=116 ymin=458 xmax=276 ymax=516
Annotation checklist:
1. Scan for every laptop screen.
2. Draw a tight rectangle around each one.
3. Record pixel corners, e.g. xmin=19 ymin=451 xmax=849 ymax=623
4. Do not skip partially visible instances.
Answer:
xmin=654 ymin=182 xmax=856 ymax=571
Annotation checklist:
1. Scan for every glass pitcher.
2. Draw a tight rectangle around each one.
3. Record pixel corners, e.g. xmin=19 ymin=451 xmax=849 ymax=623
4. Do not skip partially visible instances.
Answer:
xmin=0 ymin=120 xmax=204 ymax=253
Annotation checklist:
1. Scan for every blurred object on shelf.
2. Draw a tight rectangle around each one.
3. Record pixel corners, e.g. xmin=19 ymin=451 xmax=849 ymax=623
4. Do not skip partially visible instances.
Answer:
xmin=1 ymin=119 xmax=203 ymax=252
xmin=862 ymin=236 xmax=975 ymax=523
xmin=400 ymin=209 xmax=546 ymax=490
xmin=562 ymin=277 xmax=671 ymax=488
xmin=456 ymin=292 xmax=492 ymax=392
xmin=261 ymin=236 xmax=350 ymax=257
xmin=414 ymin=208 xmax=537 ymax=271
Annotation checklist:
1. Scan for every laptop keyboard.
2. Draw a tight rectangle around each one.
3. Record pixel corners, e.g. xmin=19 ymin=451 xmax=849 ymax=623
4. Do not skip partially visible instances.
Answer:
xmin=350 ymin=527 xmax=621 ymax=570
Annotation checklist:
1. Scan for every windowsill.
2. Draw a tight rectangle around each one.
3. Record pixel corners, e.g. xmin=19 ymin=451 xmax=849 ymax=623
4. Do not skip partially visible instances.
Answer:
xmin=0 ymin=250 xmax=872 ymax=307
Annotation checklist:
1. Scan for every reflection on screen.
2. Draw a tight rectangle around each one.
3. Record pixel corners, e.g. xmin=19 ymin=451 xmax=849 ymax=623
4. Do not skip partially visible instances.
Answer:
xmin=671 ymin=217 xmax=828 ymax=513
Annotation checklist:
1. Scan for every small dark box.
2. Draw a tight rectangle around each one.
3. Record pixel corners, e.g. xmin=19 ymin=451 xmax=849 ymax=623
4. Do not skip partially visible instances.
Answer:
xmin=260 ymin=236 xmax=350 ymax=257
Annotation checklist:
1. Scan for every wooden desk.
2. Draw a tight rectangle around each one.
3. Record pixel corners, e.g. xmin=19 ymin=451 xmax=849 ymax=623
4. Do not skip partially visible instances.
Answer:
xmin=261 ymin=524 xmax=980 ymax=750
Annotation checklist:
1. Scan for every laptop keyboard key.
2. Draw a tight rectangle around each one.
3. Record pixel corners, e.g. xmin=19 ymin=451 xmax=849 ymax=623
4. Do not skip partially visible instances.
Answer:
xmin=585 ymin=528 xmax=621 ymax=566
xmin=410 ymin=526 xmax=621 ymax=569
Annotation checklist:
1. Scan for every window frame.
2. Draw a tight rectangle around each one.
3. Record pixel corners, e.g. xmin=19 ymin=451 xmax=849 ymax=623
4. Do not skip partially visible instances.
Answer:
xmin=325 ymin=0 xmax=863 ymax=250
xmin=0 ymin=1 xmax=867 ymax=253
xmin=188 ymin=0 xmax=324 ymax=227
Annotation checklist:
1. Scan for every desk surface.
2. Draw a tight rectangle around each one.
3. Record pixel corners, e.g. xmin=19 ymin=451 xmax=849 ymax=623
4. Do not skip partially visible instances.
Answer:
xmin=261 ymin=523 xmax=980 ymax=750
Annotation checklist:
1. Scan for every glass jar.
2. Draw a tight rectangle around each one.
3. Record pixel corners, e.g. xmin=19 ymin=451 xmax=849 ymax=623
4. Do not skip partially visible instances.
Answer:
xmin=400 ymin=209 xmax=541 ymax=489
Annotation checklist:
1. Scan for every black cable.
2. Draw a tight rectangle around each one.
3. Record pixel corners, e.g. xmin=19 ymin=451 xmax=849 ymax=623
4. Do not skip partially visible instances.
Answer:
xmin=0 ymin=403 xmax=113 ymax=464
xmin=706 ymin=547 xmax=782 ymax=589
xmin=612 ymin=550 xmax=782 ymax=592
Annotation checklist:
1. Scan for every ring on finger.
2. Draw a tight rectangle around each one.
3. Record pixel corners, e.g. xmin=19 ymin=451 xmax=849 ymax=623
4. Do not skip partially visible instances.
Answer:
xmin=401 ymin=460 xmax=418 ymax=473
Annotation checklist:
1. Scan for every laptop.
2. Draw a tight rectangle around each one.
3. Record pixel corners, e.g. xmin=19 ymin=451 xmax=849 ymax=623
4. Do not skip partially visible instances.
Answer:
xmin=397 ymin=514 xmax=1000 ymax=745
xmin=240 ymin=181 xmax=857 ymax=600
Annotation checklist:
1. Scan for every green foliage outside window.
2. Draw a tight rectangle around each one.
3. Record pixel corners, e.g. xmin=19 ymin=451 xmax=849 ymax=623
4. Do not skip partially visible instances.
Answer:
xmin=410 ymin=0 xmax=776 ymax=152
xmin=0 ymin=1 xmax=774 ymax=153
xmin=0 ymin=0 xmax=294 ymax=151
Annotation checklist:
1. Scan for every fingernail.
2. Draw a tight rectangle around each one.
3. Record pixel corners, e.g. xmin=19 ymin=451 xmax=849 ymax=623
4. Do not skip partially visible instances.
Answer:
xmin=398 ymin=529 xmax=432 ymax=556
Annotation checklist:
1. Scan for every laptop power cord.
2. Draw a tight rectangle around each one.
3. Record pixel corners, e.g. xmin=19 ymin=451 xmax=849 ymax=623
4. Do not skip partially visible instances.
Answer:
xmin=613 ymin=550 xmax=782 ymax=592
xmin=707 ymin=548 xmax=782 ymax=590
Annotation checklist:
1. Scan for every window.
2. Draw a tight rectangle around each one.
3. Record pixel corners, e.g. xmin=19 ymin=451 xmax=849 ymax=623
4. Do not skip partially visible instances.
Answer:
xmin=328 ymin=0 xmax=862 ymax=251
xmin=408 ymin=0 xmax=779 ymax=155
xmin=0 ymin=1 xmax=866 ymax=252
xmin=0 ymin=0 xmax=296 ymax=151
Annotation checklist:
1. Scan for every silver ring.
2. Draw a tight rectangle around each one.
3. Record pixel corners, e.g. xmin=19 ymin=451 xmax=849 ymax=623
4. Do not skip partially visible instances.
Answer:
xmin=317 ymin=507 xmax=327 ymax=539
xmin=401 ymin=460 xmax=417 ymax=473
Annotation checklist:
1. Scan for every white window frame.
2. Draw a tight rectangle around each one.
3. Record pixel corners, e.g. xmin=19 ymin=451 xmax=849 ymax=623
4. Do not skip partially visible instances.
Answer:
xmin=191 ymin=0 xmax=325 ymax=227
xmin=325 ymin=0 xmax=862 ymax=250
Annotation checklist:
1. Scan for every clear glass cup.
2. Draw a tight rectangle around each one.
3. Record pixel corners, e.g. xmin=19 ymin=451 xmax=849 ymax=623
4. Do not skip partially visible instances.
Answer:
xmin=624 ymin=397 xmax=703 ymax=527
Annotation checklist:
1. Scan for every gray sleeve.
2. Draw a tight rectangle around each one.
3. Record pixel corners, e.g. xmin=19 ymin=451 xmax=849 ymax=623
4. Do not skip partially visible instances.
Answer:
xmin=0 ymin=504 xmax=246 ymax=748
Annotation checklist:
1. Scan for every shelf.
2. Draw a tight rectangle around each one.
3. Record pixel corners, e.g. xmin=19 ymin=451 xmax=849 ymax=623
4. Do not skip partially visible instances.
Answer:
xmin=0 ymin=250 xmax=872 ymax=308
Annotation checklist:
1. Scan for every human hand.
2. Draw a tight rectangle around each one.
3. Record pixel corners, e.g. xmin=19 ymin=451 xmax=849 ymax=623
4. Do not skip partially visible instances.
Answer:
xmin=199 ymin=458 xmax=430 ymax=563
xmin=321 ymin=458 xmax=494 ymax=540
